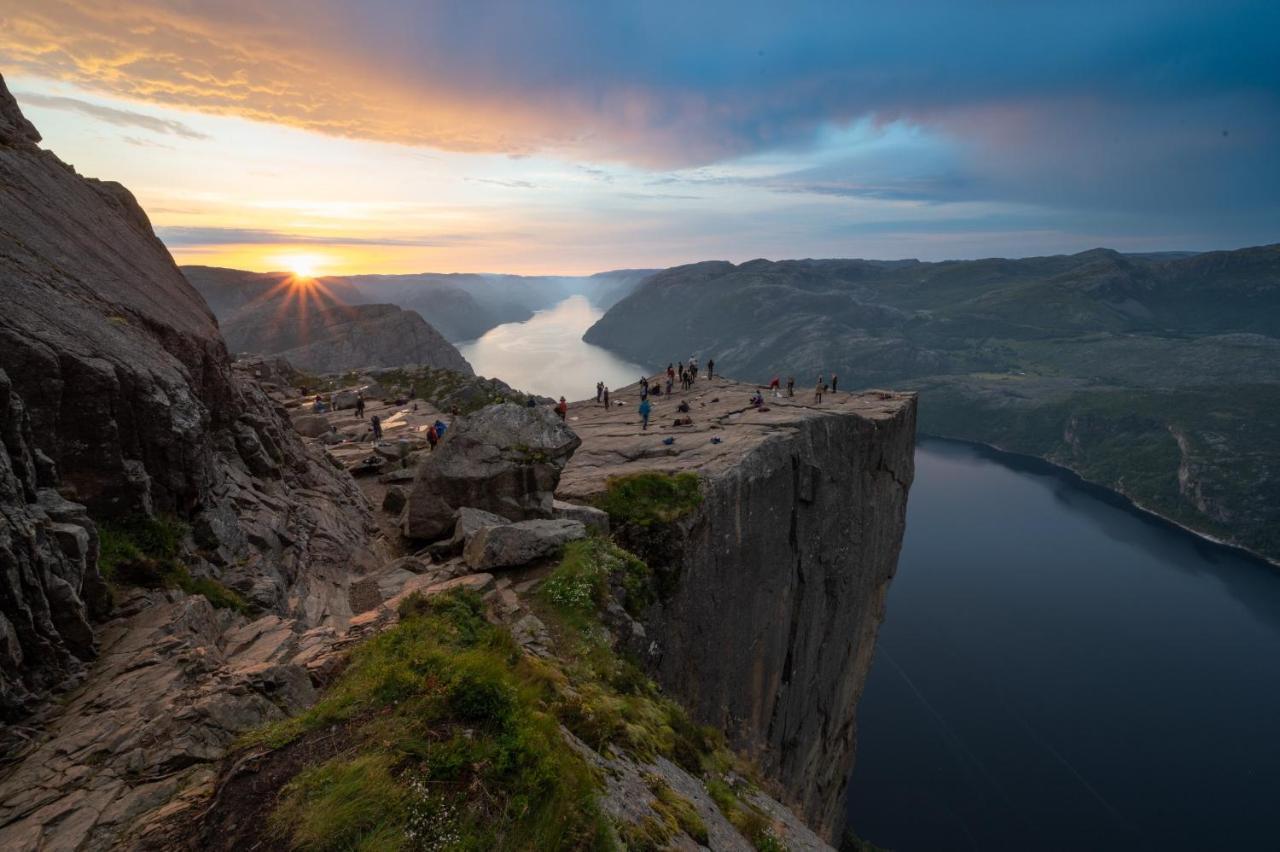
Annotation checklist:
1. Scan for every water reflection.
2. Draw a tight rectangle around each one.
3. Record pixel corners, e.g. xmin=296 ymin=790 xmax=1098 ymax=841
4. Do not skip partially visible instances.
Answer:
xmin=458 ymin=295 xmax=645 ymax=400
xmin=846 ymin=438 xmax=1280 ymax=851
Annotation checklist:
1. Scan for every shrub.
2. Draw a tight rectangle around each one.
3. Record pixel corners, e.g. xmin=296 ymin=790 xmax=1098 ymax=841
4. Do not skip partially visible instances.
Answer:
xmin=593 ymin=472 xmax=702 ymax=527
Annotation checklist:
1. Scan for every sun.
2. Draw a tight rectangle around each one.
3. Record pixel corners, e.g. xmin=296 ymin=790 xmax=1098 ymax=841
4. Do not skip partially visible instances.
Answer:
xmin=277 ymin=253 xmax=325 ymax=279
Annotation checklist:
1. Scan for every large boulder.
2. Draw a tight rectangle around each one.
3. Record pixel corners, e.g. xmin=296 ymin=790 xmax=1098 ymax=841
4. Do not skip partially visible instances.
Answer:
xmin=424 ymin=507 xmax=510 ymax=559
xmin=463 ymin=519 xmax=586 ymax=570
xmin=403 ymin=403 xmax=581 ymax=540
xmin=292 ymin=414 xmax=331 ymax=438
xmin=553 ymin=499 xmax=610 ymax=534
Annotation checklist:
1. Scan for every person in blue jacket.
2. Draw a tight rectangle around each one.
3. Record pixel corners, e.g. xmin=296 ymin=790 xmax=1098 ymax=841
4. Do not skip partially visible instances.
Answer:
xmin=638 ymin=397 xmax=652 ymax=430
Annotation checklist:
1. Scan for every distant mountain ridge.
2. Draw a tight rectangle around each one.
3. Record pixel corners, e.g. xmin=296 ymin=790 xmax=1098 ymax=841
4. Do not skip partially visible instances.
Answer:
xmin=182 ymin=265 xmax=472 ymax=374
xmin=184 ymin=265 xmax=656 ymax=343
xmin=585 ymin=244 xmax=1280 ymax=562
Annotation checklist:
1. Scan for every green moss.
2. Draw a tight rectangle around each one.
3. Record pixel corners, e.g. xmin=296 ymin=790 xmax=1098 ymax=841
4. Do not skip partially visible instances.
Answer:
xmin=647 ymin=775 xmax=709 ymax=845
xmin=541 ymin=538 xmax=652 ymax=624
xmin=248 ymin=588 xmax=612 ymax=851
xmin=592 ymin=472 xmax=703 ymax=527
xmin=97 ymin=515 xmax=247 ymax=613
xmin=269 ymin=754 xmax=407 ymax=851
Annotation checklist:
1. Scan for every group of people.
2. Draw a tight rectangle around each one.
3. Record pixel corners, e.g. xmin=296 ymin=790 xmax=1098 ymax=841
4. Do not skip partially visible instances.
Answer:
xmin=763 ymin=372 xmax=839 ymax=403
xmin=595 ymin=382 xmax=611 ymax=407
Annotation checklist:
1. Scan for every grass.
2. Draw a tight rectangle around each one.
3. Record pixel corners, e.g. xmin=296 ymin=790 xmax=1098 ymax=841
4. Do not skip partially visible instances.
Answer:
xmin=592 ymin=472 xmax=703 ymax=527
xmin=540 ymin=537 xmax=652 ymax=624
xmin=97 ymin=514 xmax=248 ymax=613
xmin=250 ymin=588 xmax=614 ymax=851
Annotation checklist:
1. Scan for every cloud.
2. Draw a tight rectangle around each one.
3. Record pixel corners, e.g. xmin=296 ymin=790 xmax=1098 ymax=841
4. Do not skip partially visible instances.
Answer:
xmin=1 ymin=0 xmax=1276 ymax=241
xmin=155 ymin=226 xmax=484 ymax=247
xmin=14 ymin=91 xmax=209 ymax=138
xmin=2 ymin=0 xmax=1275 ymax=169
xmin=465 ymin=177 xmax=538 ymax=190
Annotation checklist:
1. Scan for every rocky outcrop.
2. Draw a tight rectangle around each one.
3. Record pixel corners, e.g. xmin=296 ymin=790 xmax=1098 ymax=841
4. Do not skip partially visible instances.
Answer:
xmin=0 ymin=74 xmax=382 ymax=849
xmin=0 ymin=369 xmax=108 ymax=730
xmin=558 ymin=379 xmax=917 ymax=839
xmin=403 ymin=403 xmax=581 ymax=540
xmin=462 ymin=518 xmax=586 ymax=569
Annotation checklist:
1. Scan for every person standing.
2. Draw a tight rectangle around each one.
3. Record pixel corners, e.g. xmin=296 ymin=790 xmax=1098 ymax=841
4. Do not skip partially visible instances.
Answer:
xmin=831 ymin=373 xmax=839 ymax=393
xmin=427 ymin=424 xmax=439 ymax=451
xmin=596 ymin=381 xmax=603 ymax=403
xmin=639 ymin=397 xmax=652 ymax=430
xmin=814 ymin=377 xmax=824 ymax=404
xmin=707 ymin=358 xmax=715 ymax=379
xmin=355 ymin=392 xmax=365 ymax=419
xmin=787 ymin=376 xmax=795 ymax=397
xmin=603 ymin=385 xmax=610 ymax=407
xmin=370 ymin=414 xmax=383 ymax=440
xmin=556 ymin=396 xmax=568 ymax=420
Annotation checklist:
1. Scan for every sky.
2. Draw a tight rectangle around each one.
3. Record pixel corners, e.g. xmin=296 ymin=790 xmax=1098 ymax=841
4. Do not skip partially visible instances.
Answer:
xmin=1 ymin=0 xmax=1277 ymax=276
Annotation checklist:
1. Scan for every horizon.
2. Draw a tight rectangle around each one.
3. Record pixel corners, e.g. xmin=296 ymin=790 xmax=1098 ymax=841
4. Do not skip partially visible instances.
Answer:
xmin=180 ymin=242 xmax=1271 ymax=282
xmin=4 ymin=1 xmax=1278 ymax=276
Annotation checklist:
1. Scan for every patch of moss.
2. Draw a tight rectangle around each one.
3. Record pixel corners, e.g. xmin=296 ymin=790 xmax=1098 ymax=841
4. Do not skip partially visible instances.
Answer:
xmin=647 ymin=774 xmax=709 ymax=845
xmin=97 ymin=515 xmax=247 ymax=613
xmin=541 ymin=537 xmax=652 ymax=624
xmin=593 ymin=472 xmax=703 ymax=527
xmin=249 ymin=588 xmax=613 ymax=851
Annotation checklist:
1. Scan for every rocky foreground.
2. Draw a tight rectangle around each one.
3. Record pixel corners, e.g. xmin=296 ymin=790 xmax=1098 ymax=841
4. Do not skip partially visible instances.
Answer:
xmin=0 ymin=73 xmax=915 ymax=851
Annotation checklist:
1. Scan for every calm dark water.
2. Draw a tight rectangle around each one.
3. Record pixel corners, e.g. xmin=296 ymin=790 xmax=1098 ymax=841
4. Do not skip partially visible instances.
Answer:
xmin=846 ymin=438 xmax=1280 ymax=851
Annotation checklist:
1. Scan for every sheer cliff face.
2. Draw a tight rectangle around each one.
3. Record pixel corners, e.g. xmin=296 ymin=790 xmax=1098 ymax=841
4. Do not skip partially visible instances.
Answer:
xmin=559 ymin=382 xmax=917 ymax=839
xmin=0 ymin=75 xmax=375 ymax=723
xmin=643 ymin=400 xmax=916 ymax=837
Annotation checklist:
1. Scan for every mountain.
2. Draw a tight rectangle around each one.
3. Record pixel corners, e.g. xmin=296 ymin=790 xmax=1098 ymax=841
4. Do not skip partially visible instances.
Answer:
xmin=0 ymin=67 xmax=374 ymax=781
xmin=184 ymin=265 xmax=656 ymax=343
xmin=182 ymin=265 xmax=472 ymax=374
xmin=585 ymin=246 xmax=1280 ymax=562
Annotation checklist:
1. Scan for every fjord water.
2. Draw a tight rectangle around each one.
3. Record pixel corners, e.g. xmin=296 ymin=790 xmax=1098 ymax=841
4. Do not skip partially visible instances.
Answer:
xmin=457 ymin=295 xmax=645 ymax=399
xmin=847 ymin=438 xmax=1280 ymax=851
xmin=462 ymin=304 xmax=1279 ymax=849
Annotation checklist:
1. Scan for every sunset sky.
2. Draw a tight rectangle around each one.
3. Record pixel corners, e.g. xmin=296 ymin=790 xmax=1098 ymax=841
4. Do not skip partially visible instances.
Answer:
xmin=2 ymin=0 xmax=1277 ymax=275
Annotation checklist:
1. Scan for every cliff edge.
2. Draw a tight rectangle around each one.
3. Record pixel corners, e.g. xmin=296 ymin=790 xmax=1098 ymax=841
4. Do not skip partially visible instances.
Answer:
xmin=559 ymin=378 xmax=917 ymax=837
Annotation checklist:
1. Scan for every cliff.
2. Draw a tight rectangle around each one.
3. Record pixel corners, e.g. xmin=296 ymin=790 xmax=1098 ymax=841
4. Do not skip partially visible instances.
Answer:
xmin=0 ymin=74 xmax=382 ymax=849
xmin=582 ymin=250 xmax=1280 ymax=564
xmin=558 ymin=378 xmax=917 ymax=837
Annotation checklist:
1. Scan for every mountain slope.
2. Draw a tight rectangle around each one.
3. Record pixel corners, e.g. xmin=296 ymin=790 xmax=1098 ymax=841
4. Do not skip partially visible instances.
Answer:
xmin=0 ymin=73 xmax=378 ymax=846
xmin=183 ymin=266 xmax=473 ymax=373
xmin=585 ymin=247 xmax=1280 ymax=562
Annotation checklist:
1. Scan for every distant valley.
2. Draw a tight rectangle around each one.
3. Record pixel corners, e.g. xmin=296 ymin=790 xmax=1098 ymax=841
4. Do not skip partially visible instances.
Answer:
xmin=585 ymin=245 xmax=1280 ymax=563
xmin=183 ymin=264 xmax=655 ymax=374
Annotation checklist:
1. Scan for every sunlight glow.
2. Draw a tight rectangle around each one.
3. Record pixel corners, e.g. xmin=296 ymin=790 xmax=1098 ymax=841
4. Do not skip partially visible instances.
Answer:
xmin=275 ymin=253 xmax=326 ymax=279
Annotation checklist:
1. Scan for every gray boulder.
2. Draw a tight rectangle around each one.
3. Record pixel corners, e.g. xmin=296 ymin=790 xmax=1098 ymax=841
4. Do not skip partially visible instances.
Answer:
xmin=463 ymin=519 xmax=586 ymax=570
xmin=404 ymin=403 xmax=581 ymax=541
xmin=553 ymin=499 xmax=610 ymax=534
xmin=382 ymin=485 xmax=407 ymax=515
xmin=292 ymin=413 xmax=330 ymax=438
xmin=424 ymin=507 xmax=509 ymax=559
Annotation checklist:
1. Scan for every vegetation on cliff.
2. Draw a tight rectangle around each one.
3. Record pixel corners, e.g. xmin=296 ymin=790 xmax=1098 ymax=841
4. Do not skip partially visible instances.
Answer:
xmin=593 ymin=472 xmax=703 ymax=527
xmin=98 ymin=515 xmax=248 ymax=613
xmin=224 ymin=528 xmax=795 ymax=850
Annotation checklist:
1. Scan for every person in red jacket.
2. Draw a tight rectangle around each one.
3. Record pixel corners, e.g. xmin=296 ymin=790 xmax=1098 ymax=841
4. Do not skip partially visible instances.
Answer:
xmin=555 ymin=397 xmax=568 ymax=420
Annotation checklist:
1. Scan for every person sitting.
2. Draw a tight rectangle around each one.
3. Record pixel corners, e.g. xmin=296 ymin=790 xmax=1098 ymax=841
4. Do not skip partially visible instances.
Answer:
xmin=677 ymin=400 xmax=691 ymax=413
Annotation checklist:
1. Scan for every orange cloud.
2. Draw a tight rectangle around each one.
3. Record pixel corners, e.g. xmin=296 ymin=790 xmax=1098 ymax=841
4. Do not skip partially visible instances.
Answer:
xmin=0 ymin=0 xmax=577 ymax=156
